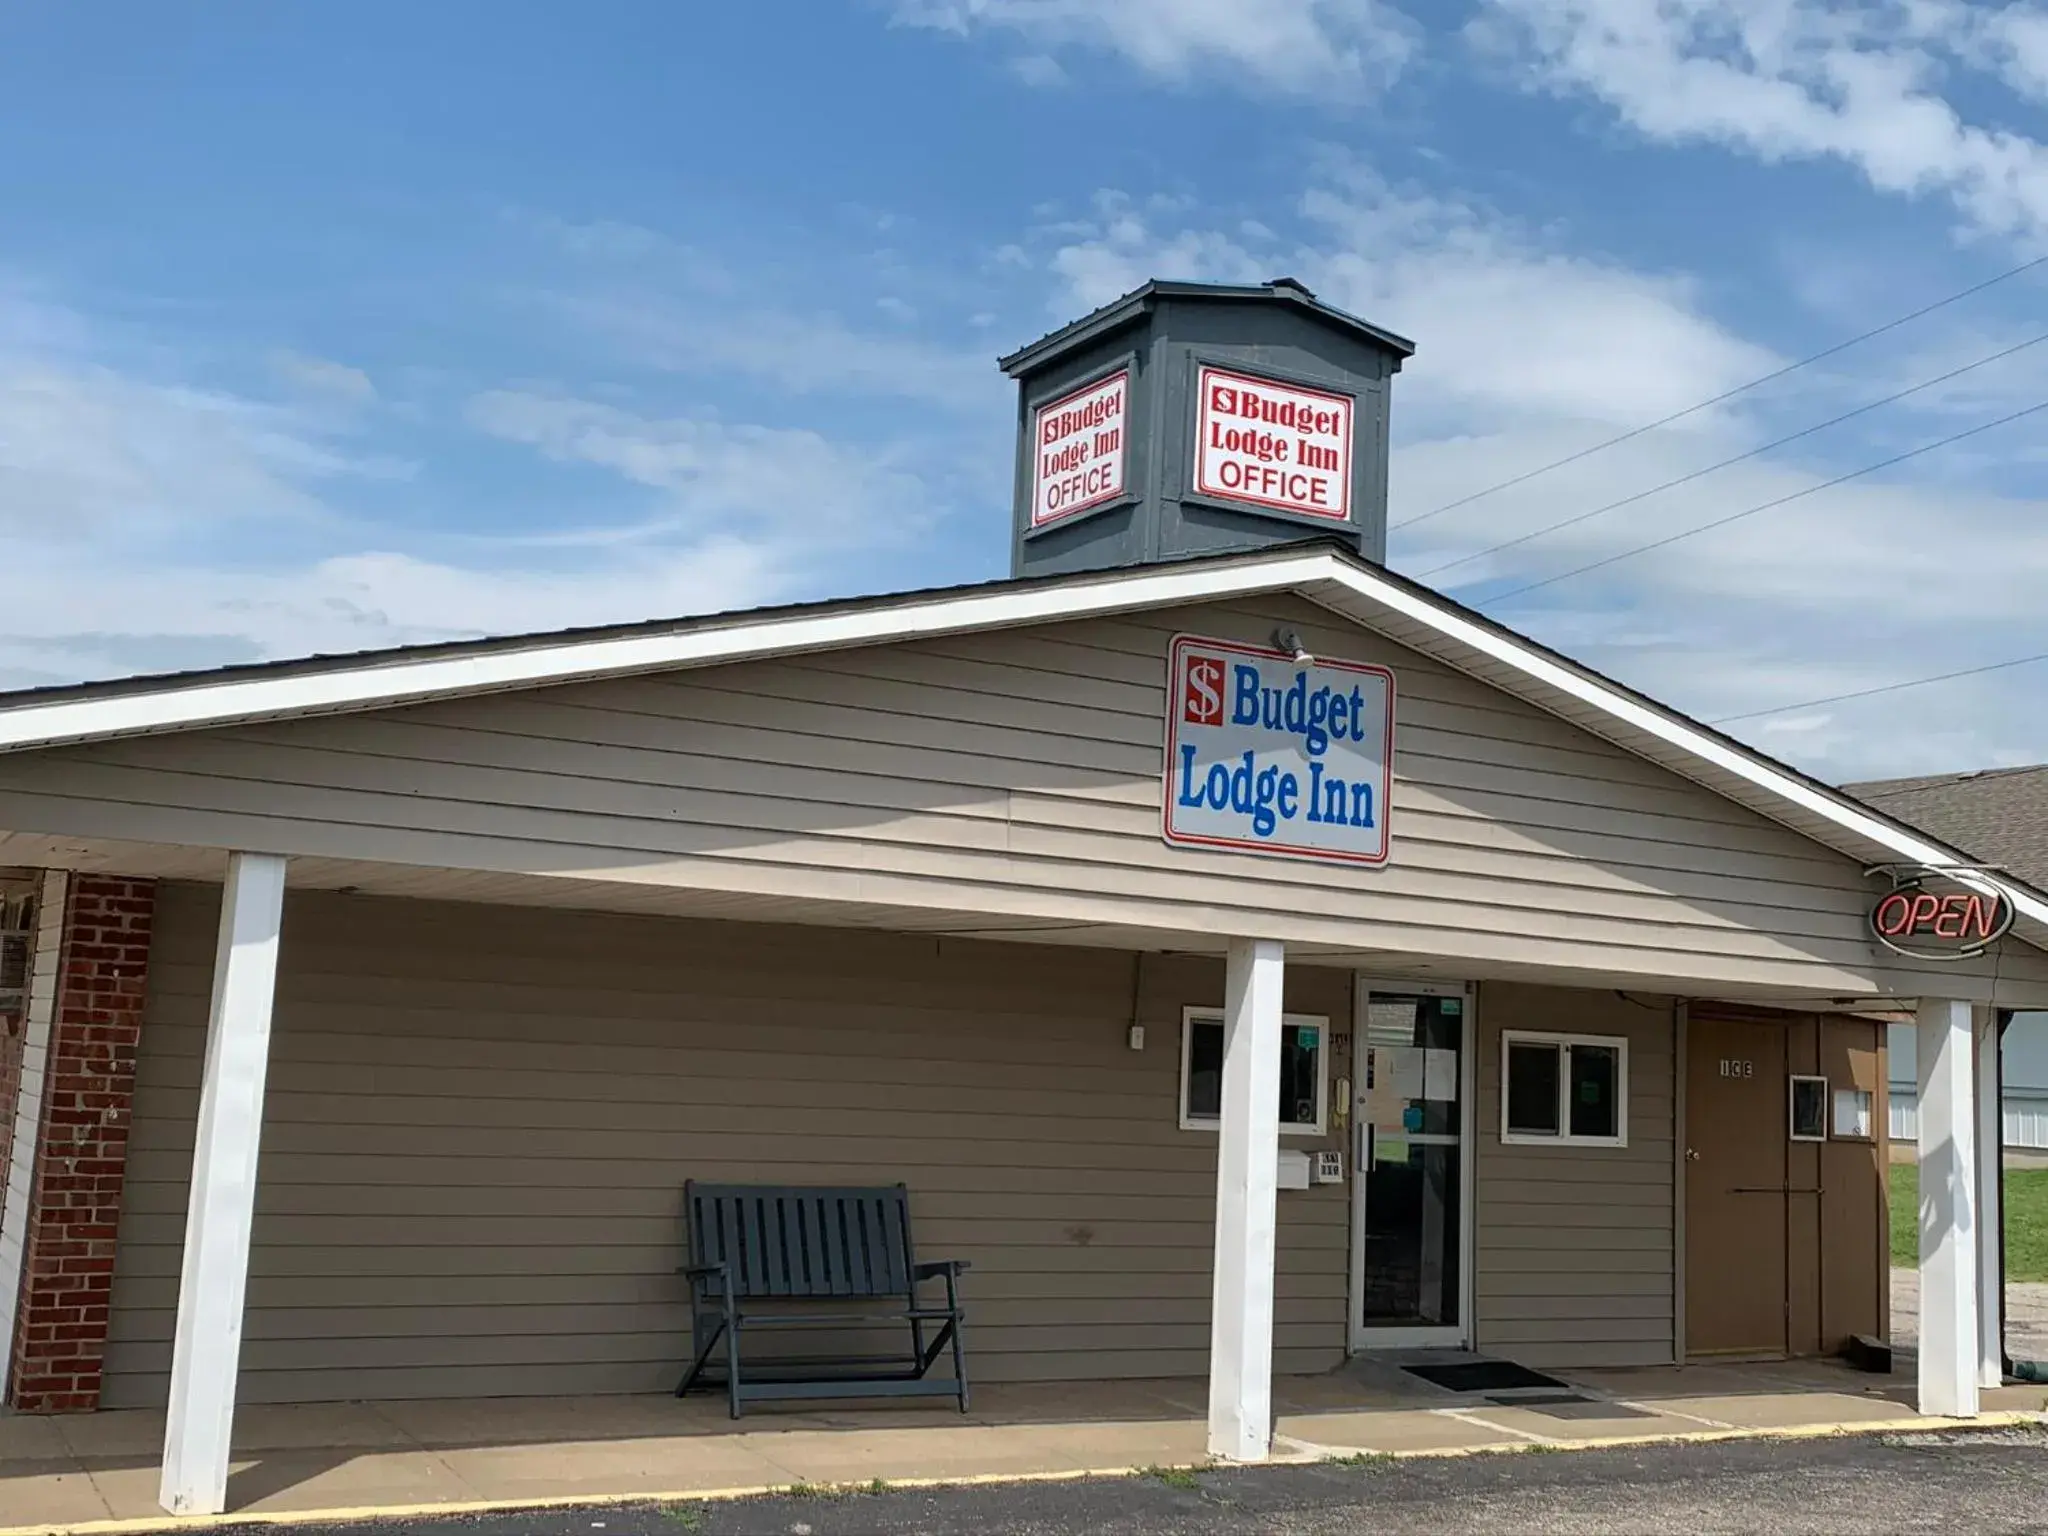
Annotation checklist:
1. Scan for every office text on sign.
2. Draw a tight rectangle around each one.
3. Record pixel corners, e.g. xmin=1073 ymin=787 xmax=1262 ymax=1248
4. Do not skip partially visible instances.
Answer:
xmin=1163 ymin=634 xmax=1394 ymax=865
xmin=1193 ymin=365 xmax=1353 ymax=522
xmin=1029 ymin=370 xmax=1129 ymax=527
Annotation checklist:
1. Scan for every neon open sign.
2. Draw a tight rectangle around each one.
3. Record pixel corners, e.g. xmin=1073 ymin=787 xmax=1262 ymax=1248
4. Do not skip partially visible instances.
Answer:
xmin=1868 ymin=867 xmax=2016 ymax=960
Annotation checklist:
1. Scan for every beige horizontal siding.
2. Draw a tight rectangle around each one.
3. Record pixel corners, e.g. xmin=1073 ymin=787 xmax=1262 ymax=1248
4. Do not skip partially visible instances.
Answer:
xmin=102 ymin=886 xmax=1353 ymax=1407
xmin=1473 ymin=982 xmax=1677 ymax=1370
xmin=0 ymin=598 xmax=2032 ymax=997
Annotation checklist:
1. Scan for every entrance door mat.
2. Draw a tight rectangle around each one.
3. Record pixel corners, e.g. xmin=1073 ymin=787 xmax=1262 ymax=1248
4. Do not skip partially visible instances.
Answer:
xmin=1402 ymin=1360 xmax=1568 ymax=1393
xmin=1486 ymin=1392 xmax=1656 ymax=1420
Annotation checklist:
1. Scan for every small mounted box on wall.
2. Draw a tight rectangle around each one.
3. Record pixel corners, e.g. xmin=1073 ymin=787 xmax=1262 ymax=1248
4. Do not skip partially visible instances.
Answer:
xmin=1277 ymin=1149 xmax=1313 ymax=1190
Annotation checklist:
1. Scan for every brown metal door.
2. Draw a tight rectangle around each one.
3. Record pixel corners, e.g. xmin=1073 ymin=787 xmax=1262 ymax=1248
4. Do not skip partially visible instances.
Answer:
xmin=1686 ymin=1017 xmax=1789 ymax=1356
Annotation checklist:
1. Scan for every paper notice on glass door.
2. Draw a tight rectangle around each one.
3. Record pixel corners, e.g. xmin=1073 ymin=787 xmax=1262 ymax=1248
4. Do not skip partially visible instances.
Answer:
xmin=1422 ymin=1047 xmax=1459 ymax=1101
xmin=1387 ymin=1046 xmax=1426 ymax=1100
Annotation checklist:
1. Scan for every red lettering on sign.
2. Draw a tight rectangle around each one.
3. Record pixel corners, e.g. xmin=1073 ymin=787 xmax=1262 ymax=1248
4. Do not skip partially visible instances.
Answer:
xmin=1871 ymin=880 xmax=2014 ymax=952
xmin=1193 ymin=365 xmax=1353 ymax=522
xmin=1932 ymin=895 xmax=1968 ymax=938
xmin=1963 ymin=894 xmax=1998 ymax=939
xmin=1873 ymin=892 xmax=1913 ymax=937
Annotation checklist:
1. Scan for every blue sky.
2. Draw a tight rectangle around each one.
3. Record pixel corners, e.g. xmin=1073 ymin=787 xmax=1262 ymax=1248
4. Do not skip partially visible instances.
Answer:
xmin=4 ymin=1 xmax=2048 ymax=780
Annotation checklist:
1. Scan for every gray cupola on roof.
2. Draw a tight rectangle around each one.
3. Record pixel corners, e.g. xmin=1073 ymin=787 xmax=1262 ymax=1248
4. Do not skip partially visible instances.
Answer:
xmin=999 ymin=277 xmax=1414 ymax=579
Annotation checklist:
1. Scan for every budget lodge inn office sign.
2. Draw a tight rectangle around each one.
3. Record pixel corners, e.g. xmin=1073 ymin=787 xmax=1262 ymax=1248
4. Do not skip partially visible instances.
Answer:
xmin=1164 ymin=634 xmax=1395 ymax=866
xmin=1194 ymin=365 xmax=1354 ymax=522
xmin=1028 ymin=368 xmax=1128 ymax=527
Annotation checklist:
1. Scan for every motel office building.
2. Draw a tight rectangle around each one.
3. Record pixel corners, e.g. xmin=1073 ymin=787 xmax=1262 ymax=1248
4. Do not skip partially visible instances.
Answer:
xmin=0 ymin=280 xmax=2033 ymax=1517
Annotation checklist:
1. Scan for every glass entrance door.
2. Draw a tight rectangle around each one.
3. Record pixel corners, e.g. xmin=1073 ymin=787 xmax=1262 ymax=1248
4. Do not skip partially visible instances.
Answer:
xmin=1350 ymin=982 xmax=1472 ymax=1349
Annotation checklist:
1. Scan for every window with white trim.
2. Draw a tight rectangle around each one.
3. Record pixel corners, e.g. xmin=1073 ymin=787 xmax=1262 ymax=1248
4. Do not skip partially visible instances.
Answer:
xmin=1833 ymin=1086 xmax=1874 ymax=1141
xmin=1789 ymin=1075 xmax=1828 ymax=1142
xmin=1179 ymin=1008 xmax=1329 ymax=1136
xmin=1500 ymin=1031 xmax=1627 ymax=1147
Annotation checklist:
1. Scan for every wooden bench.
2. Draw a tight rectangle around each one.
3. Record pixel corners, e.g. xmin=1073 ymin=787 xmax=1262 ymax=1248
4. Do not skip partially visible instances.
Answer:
xmin=675 ymin=1182 xmax=970 ymax=1418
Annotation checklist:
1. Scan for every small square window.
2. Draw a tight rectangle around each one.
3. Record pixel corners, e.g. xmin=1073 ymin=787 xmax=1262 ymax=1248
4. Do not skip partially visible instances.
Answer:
xmin=1833 ymin=1086 xmax=1874 ymax=1140
xmin=1180 ymin=1009 xmax=1328 ymax=1136
xmin=1790 ymin=1075 xmax=1828 ymax=1141
xmin=1501 ymin=1032 xmax=1628 ymax=1148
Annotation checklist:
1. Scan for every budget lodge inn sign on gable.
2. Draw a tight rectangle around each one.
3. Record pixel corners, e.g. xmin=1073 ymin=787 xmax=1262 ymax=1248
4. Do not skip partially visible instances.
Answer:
xmin=1164 ymin=634 xmax=1395 ymax=865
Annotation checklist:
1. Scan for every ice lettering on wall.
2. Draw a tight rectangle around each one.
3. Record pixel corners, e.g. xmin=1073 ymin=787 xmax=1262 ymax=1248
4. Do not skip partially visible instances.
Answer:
xmin=1163 ymin=634 xmax=1394 ymax=865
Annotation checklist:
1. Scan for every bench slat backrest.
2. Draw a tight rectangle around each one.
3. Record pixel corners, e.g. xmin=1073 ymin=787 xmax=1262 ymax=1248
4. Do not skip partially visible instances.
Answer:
xmin=686 ymin=1183 xmax=917 ymax=1300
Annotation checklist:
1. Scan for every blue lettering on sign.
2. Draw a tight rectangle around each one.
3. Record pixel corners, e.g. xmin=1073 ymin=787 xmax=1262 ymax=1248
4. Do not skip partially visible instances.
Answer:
xmin=1167 ymin=637 xmax=1393 ymax=864
xmin=1176 ymin=745 xmax=1298 ymax=838
xmin=1178 ymin=748 xmax=1376 ymax=839
xmin=1228 ymin=663 xmax=1369 ymax=758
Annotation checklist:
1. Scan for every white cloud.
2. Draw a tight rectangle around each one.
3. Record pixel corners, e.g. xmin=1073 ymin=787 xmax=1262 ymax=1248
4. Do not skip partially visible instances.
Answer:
xmin=1042 ymin=176 xmax=1777 ymax=429
xmin=1400 ymin=407 xmax=2048 ymax=781
xmin=893 ymin=0 xmax=1419 ymax=100
xmin=509 ymin=211 xmax=1002 ymax=413
xmin=270 ymin=350 xmax=377 ymax=405
xmin=1030 ymin=168 xmax=2048 ymax=780
xmin=552 ymin=290 xmax=995 ymax=410
xmin=1009 ymin=52 xmax=1068 ymax=87
xmin=0 ymin=345 xmax=354 ymax=544
xmin=1475 ymin=0 xmax=2048 ymax=246
xmin=0 ymin=541 xmax=792 ymax=691
xmin=1989 ymin=5 xmax=2048 ymax=98
xmin=0 ymin=292 xmax=895 ymax=692
xmin=465 ymin=389 xmax=935 ymax=545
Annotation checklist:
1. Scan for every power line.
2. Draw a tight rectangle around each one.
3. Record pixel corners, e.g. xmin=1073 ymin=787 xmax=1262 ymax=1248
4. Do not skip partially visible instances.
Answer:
xmin=1475 ymin=393 xmax=2048 ymax=606
xmin=1713 ymin=651 xmax=2048 ymax=724
xmin=1392 ymin=251 xmax=2048 ymax=533
xmin=1416 ymin=328 xmax=2048 ymax=581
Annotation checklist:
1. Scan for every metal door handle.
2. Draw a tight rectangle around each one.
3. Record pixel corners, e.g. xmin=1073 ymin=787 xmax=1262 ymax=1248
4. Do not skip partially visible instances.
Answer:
xmin=1685 ymin=1148 xmax=1701 ymax=1162
xmin=1731 ymin=1185 xmax=1826 ymax=1194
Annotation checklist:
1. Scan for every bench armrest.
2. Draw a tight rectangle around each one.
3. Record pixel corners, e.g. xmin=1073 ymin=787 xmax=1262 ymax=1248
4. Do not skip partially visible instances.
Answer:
xmin=678 ymin=1262 xmax=728 ymax=1279
xmin=914 ymin=1259 xmax=970 ymax=1279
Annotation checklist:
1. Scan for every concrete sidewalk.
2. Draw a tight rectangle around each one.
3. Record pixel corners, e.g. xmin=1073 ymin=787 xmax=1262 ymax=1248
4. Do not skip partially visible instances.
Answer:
xmin=3 ymin=1359 xmax=2044 ymax=1533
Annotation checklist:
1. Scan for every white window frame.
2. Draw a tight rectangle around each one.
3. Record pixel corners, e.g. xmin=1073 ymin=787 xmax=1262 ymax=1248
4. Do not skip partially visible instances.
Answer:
xmin=1178 ymin=1006 xmax=1331 ymax=1137
xmin=1789 ymin=1074 xmax=1829 ymax=1142
xmin=1832 ymin=1084 xmax=1875 ymax=1142
xmin=1499 ymin=1030 xmax=1629 ymax=1148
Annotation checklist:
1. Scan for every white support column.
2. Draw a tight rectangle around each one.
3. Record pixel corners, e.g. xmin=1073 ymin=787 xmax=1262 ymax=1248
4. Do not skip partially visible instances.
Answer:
xmin=1916 ymin=997 xmax=1980 ymax=1418
xmin=0 ymin=869 xmax=70 ymax=1392
xmin=1976 ymin=1009 xmax=2004 ymax=1391
xmin=160 ymin=853 xmax=287 ymax=1517
xmin=1208 ymin=937 xmax=1283 ymax=1463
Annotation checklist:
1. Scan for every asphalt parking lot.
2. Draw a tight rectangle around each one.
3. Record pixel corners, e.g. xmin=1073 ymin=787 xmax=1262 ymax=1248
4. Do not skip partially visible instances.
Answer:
xmin=275 ymin=1424 xmax=2048 ymax=1535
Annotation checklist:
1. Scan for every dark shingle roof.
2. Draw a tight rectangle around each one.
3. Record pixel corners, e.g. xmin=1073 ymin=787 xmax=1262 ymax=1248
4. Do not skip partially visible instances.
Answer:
xmin=1845 ymin=764 xmax=2048 ymax=888
xmin=997 ymin=277 xmax=1416 ymax=376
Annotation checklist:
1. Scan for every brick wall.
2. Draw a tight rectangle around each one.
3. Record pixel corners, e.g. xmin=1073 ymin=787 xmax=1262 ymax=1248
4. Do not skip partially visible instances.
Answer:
xmin=6 ymin=876 xmax=157 ymax=1413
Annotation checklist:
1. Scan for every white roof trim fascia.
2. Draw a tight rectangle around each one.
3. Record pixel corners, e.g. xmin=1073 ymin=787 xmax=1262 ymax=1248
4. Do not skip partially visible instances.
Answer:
xmin=0 ymin=552 xmax=1337 ymax=756
xmin=1 ymin=543 xmax=2036 ymax=937
xmin=1310 ymin=564 xmax=2048 ymax=932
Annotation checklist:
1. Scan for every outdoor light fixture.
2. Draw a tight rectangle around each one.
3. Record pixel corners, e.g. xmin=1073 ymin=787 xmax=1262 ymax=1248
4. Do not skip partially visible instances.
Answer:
xmin=1274 ymin=627 xmax=1313 ymax=664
